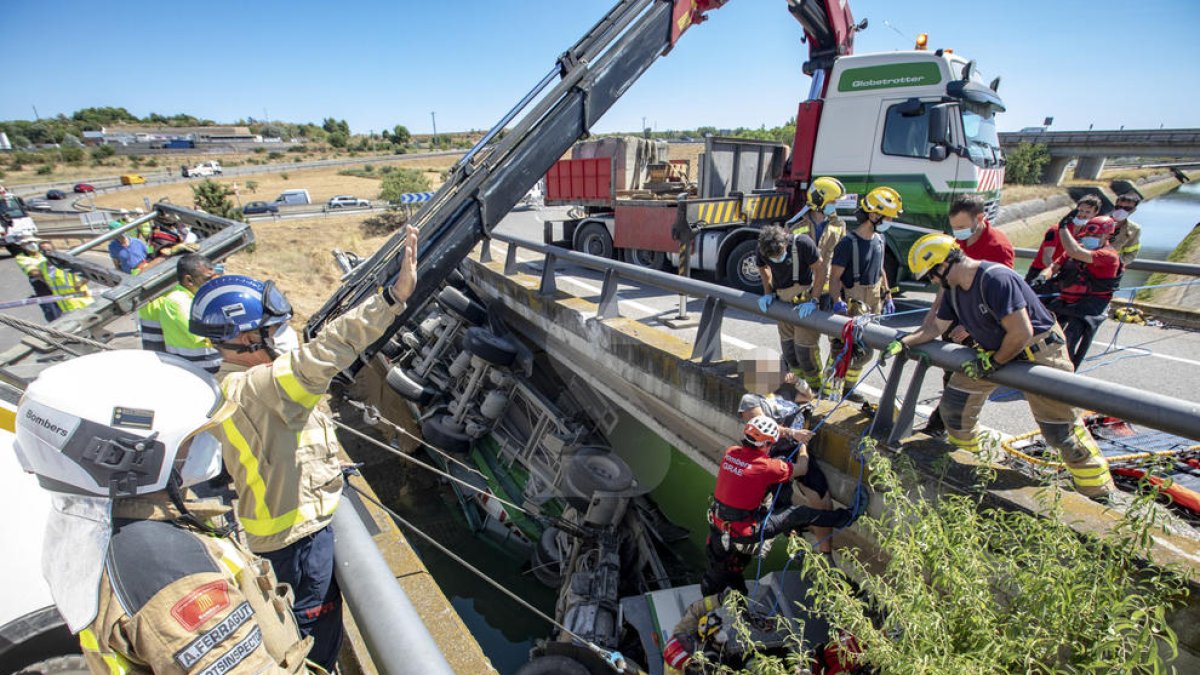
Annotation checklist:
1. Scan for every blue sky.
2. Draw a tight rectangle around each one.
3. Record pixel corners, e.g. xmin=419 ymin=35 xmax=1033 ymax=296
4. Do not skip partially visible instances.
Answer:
xmin=7 ymin=1 xmax=1198 ymax=135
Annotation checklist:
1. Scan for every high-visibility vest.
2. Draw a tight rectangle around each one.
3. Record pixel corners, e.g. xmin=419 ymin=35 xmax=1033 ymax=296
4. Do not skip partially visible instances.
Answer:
xmin=40 ymin=261 xmax=94 ymax=312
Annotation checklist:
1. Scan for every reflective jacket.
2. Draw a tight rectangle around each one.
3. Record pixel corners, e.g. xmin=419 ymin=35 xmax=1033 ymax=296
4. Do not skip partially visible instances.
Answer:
xmin=215 ymin=293 xmax=405 ymax=553
xmin=1110 ymin=219 xmax=1141 ymax=265
xmin=40 ymin=260 xmax=94 ymax=312
xmin=790 ymin=211 xmax=845 ymax=294
xmin=139 ymin=284 xmax=221 ymax=373
xmin=80 ymin=496 xmax=315 ymax=675
xmin=15 ymin=251 xmax=44 ymax=278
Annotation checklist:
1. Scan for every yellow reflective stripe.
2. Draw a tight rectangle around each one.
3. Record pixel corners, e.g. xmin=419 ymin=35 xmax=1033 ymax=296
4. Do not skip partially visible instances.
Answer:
xmin=79 ymin=629 xmax=131 ymax=675
xmin=222 ymin=418 xmax=272 ymax=523
xmin=241 ymin=499 xmax=339 ymax=537
xmin=273 ymin=354 xmax=321 ymax=408
xmin=0 ymin=403 xmax=14 ymax=433
xmin=948 ymin=434 xmax=980 ymax=452
xmin=210 ymin=536 xmax=246 ymax=577
xmin=298 ymin=425 xmax=327 ymax=447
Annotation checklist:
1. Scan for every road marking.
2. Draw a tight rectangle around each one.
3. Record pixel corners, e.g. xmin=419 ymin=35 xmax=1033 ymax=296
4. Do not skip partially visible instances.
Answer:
xmin=508 ymin=250 xmax=758 ymax=349
xmin=1101 ymin=345 xmax=1200 ymax=367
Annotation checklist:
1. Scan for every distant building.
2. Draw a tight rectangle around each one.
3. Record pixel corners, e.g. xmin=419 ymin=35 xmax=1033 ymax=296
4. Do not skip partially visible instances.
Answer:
xmin=0 ymin=132 xmax=10 ymax=151
xmin=87 ymin=125 xmax=263 ymax=147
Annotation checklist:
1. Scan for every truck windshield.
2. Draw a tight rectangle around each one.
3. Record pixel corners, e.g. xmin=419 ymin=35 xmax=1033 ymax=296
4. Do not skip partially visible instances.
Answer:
xmin=962 ymin=107 xmax=1002 ymax=168
xmin=2 ymin=196 xmax=26 ymax=219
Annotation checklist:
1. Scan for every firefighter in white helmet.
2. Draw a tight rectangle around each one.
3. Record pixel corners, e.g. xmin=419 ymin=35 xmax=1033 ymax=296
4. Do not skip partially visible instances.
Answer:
xmin=13 ymin=350 xmax=319 ymax=673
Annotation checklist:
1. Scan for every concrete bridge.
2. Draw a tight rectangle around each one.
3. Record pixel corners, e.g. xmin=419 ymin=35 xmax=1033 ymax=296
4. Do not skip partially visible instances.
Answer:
xmin=999 ymin=128 xmax=1200 ymax=184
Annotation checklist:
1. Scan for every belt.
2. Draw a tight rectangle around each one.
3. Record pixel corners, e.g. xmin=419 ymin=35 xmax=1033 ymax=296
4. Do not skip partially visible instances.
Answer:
xmin=708 ymin=499 xmax=762 ymax=525
xmin=1017 ymin=331 xmax=1064 ymax=362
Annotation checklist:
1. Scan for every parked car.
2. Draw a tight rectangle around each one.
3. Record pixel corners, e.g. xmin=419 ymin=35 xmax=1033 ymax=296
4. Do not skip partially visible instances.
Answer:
xmin=73 ymin=183 xmax=95 ymax=193
xmin=327 ymin=195 xmax=370 ymax=209
xmin=272 ymin=189 xmax=311 ymax=206
xmin=120 ymin=174 xmax=146 ymax=186
xmin=242 ymin=201 xmax=279 ymax=215
xmin=46 ymin=189 xmax=66 ymax=200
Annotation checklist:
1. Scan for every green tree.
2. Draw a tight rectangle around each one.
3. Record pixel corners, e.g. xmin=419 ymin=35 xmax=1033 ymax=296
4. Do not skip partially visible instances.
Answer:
xmin=391 ymin=124 xmax=411 ymax=144
xmin=378 ymin=168 xmax=431 ymax=202
xmin=327 ymin=131 xmax=349 ymax=149
xmin=1004 ymin=142 xmax=1051 ymax=184
xmin=91 ymin=144 xmax=116 ymax=160
xmin=71 ymin=106 xmax=138 ymax=128
xmin=246 ymin=180 xmax=259 ymax=194
xmin=61 ymin=147 xmax=85 ymax=164
xmin=191 ymin=180 xmax=242 ymax=221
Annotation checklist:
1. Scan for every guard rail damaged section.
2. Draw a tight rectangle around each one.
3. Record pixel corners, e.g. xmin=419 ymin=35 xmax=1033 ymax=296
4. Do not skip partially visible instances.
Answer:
xmin=484 ymin=233 xmax=1200 ymax=443
xmin=1013 ymin=247 xmax=1200 ymax=277
xmin=303 ymin=0 xmax=725 ymax=353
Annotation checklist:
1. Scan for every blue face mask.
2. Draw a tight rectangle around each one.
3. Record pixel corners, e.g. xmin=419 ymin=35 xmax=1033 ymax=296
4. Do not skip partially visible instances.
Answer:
xmin=1080 ymin=236 xmax=1102 ymax=250
xmin=768 ymin=253 xmax=786 ymax=264
xmin=953 ymin=228 xmax=973 ymax=240
xmin=823 ymin=203 xmax=837 ymax=216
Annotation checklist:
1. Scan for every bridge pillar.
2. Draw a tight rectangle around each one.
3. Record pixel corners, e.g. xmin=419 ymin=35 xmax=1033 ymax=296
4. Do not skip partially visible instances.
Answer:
xmin=1074 ymin=156 xmax=1108 ymax=180
xmin=1041 ymin=156 xmax=1073 ymax=185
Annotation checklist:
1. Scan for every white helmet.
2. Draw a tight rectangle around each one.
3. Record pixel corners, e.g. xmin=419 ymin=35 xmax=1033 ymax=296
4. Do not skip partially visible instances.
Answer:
xmin=14 ymin=350 xmax=234 ymax=498
xmin=743 ymin=414 xmax=781 ymax=447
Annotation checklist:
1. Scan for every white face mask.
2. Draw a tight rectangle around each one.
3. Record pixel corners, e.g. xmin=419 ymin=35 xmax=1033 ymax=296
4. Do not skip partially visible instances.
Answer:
xmin=1072 ymin=217 xmax=1089 ymax=227
xmin=875 ymin=222 xmax=892 ymax=233
xmin=271 ymin=324 xmax=300 ymax=353
xmin=952 ymin=228 xmax=973 ymax=241
xmin=177 ymin=432 xmax=223 ymax=487
xmin=1112 ymin=208 xmax=1130 ymax=221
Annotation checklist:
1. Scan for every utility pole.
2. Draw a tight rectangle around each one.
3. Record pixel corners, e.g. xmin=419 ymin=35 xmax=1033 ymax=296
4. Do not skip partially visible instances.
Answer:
xmin=32 ymin=105 xmax=40 ymax=121
xmin=431 ymin=111 xmax=438 ymax=147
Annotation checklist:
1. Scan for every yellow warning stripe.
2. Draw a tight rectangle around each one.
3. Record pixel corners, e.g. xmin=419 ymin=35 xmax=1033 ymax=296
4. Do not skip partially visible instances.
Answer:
xmin=0 ymin=402 xmax=15 ymax=433
xmin=1000 ymin=429 xmax=1199 ymax=468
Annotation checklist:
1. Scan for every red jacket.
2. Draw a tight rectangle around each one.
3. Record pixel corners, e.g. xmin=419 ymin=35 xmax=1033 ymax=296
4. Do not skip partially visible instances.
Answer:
xmin=712 ymin=444 xmax=792 ymax=537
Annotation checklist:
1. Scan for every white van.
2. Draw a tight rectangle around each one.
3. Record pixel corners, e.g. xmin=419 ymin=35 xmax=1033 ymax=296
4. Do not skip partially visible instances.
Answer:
xmin=273 ymin=189 xmax=311 ymax=206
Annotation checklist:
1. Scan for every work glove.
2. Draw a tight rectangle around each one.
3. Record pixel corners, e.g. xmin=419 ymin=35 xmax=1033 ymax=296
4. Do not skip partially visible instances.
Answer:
xmin=605 ymin=650 xmax=627 ymax=672
xmin=832 ymin=300 xmax=849 ymax=316
xmin=796 ymin=300 xmax=817 ymax=319
xmin=663 ymin=636 xmax=693 ymax=670
xmin=883 ymin=298 xmax=896 ymax=315
xmin=882 ymin=340 xmax=905 ymax=361
xmin=818 ymin=293 xmax=833 ymax=312
xmin=758 ymin=294 xmax=774 ymax=313
xmin=961 ymin=349 xmax=998 ymax=380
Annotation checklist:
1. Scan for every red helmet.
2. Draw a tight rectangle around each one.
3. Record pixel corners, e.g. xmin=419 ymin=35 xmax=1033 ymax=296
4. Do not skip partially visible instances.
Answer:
xmin=1080 ymin=216 xmax=1116 ymax=239
xmin=743 ymin=415 xmax=781 ymax=447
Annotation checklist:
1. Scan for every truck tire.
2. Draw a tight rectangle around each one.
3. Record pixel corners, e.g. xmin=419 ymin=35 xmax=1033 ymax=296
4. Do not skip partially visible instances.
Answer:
xmin=420 ymin=413 xmax=471 ymax=454
xmin=385 ymin=366 xmax=437 ymax=405
xmin=574 ymin=222 xmax=613 ymax=259
xmin=724 ymin=239 xmax=762 ymax=293
xmin=463 ymin=327 xmax=518 ymax=367
xmin=529 ymin=526 xmax=564 ymax=588
xmin=14 ymin=655 xmax=89 ymax=675
xmin=437 ymin=286 xmax=486 ymax=326
xmin=515 ymin=656 xmax=590 ymax=675
xmin=622 ymin=247 xmax=666 ymax=270
xmin=562 ymin=446 xmax=634 ymax=508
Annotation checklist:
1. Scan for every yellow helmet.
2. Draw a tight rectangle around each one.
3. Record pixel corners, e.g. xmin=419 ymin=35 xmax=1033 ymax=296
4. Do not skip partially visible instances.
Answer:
xmin=908 ymin=233 xmax=960 ymax=280
xmin=861 ymin=186 xmax=904 ymax=218
xmin=806 ymin=176 xmax=845 ymax=209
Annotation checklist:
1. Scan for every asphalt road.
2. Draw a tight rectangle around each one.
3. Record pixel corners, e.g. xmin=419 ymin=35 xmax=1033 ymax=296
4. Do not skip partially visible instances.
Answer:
xmin=491 ymin=207 xmax=1200 ymax=441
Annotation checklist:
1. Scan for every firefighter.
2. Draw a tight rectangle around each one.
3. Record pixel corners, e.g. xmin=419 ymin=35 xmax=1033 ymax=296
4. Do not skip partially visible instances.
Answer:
xmin=13 ymin=350 xmax=318 ymax=674
xmin=890 ymin=233 xmax=1116 ymax=499
xmin=824 ymin=187 xmax=901 ymax=401
xmin=187 ymin=226 xmax=418 ymax=670
xmin=782 ymin=176 xmax=848 ymax=389
xmin=701 ymin=415 xmax=857 ymax=596
xmin=38 ymin=239 xmax=94 ymax=313
xmin=138 ymin=253 xmax=222 ymax=373
xmin=1045 ymin=216 xmax=1124 ymax=368
xmin=755 ymin=223 xmax=824 ymax=390
xmin=1109 ymin=192 xmax=1142 ymax=265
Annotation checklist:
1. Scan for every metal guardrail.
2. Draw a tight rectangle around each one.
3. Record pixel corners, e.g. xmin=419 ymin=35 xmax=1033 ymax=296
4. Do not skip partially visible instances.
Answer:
xmin=1013 ymin=247 xmax=1200 ymax=277
xmin=484 ymin=233 xmax=1200 ymax=442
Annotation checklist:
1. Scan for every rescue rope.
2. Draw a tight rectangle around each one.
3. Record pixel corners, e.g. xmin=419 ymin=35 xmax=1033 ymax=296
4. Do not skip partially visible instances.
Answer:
xmin=341 ymin=399 xmax=490 ymax=483
xmin=343 ymin=479 xmax=640 ymax=673
xmin=0 ymin=312 xmax=114 ymax=353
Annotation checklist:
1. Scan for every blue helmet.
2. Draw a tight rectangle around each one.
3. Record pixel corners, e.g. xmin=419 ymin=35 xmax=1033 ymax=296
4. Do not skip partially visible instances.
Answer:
xmin=189 ymin=275 xmax=292 ymax=342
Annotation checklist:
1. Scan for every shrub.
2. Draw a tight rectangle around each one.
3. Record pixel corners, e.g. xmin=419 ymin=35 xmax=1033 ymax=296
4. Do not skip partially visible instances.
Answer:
xmin=91 ymin=144 xmax=116 ymax=160
xmin=191 ymin=180 xmax=242 ymax=221
xmin=253 ymin=147 xmax=267 ymax=154
xmin=268 ymin=151 xmax=284 ymax=161
xmin=1005 ymin=143 xmax=1051 ymax=185
xmin=246 ymin=180 xmax=259 ymax=194
xmin=61 ymin=147 xmax=85 ymax=164
xmin=361 ymin=210 xmax=408 ymax=237
xmin=279 ymin=172 xmax=289 ymax=180
xmin=379 ymin=168 xmax=432 ymax=202
xmin=36 ymin=164 xmax=54 ymax=175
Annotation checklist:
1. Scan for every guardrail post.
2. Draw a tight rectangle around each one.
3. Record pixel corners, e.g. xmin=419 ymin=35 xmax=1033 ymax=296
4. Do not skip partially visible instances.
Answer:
xmin=504 ymin=243 xmax=519 ymax=275
xmin=539 ymin=252 xmax=558 ymax=297
xmin=690 ymin=296 xmax=724 ymax=363
xmin=479 ymin=236 xmax=493 ymax=263
xmin=886 ymin=359 xmax=931 ymax=447
xmin=597 ymin=268 xmax=622 ymax=320
xmin=870 ymin=356 xmax=908 ymax=440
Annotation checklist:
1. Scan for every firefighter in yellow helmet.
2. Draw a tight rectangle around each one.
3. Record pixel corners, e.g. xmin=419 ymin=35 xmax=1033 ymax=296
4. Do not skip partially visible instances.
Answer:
xmin=823 ymin=186 xmax=901 ymax=401
xmin=886 ymin=233 xmax=1115 ymax=499
xmin=769 ymin=176 xmax=846 ymax=391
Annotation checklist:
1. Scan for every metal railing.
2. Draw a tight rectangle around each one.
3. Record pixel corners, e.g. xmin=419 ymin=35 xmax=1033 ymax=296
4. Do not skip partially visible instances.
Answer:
xmin=1013 ymin=247 xmax=1200 ymax=277
xmin=482 ymin=233 xmax=1200 ymax=443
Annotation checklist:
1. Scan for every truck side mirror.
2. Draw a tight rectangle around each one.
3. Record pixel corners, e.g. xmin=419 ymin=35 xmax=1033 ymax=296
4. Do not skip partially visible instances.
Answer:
xmin=929 ymin=146 xmax=948 ymax=162
xmin=928 ymin=104 xmax=952 ymax=146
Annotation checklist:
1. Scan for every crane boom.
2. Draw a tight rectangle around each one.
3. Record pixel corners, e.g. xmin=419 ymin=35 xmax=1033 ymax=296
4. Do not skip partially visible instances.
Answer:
xmin=305 ymin=0 xmax=728 ymax=342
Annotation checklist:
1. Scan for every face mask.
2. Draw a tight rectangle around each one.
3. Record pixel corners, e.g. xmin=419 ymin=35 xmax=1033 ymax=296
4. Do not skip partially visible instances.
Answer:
xmin=1112 ymin=208 xmax=1130 ymax=221
xmin=1080 ymin=237 xmax=1102 ymax=250
xmin=823 ymin=203 xmax=837 ymax=216
xmin=22 ymin=244 xmax=39 ymax=254
xmin=271 ymin=325 xmax=300 ymax=354
xmin=768 ymin=253 xmax=786 ymax=264
xmin=1072 ymin=217 xmax=1089 ymax=227
xmin=952 ymin=228 xmax=973 ymax=241
xmin=177 ymin=432 xmax=223 ymax=487
xmin=875 ymin=222 xmax=892 ymax=233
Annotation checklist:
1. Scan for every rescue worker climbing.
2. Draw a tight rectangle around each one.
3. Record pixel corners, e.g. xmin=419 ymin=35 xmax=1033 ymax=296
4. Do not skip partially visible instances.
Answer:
xmin=890 ymin=233 xmax=1116 ymax=499
xmin=37 ymin=239 xmax=94 ymax=314
xmin=780 ymin=176 xmax=847 ymax=389
xmin=754 ymin=223 xmax=825 ymax=390
xmin=13 ymin=350 xmax=318 ymax=674
xmin=824 ymin=186 xmax=900 ymax=401
xmin=1044 ymin=215 xmax=1124 ymax=368
xmin=138 ymin=253 xmax=222 ymax=373
xmin=702 ymin=415 xmax=858 ymax=596
xmin=189 ymin=225 xmax=420 ymax=670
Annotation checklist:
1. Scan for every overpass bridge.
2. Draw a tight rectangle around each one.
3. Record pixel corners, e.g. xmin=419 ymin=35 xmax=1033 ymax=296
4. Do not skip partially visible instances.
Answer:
xmin=999 ymin=127 xmax=1200 ymax=184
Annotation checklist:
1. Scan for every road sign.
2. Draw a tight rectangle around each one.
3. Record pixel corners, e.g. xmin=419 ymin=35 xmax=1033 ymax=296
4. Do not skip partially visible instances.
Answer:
xmin=399 ymin=192 xmax=434 ymax=204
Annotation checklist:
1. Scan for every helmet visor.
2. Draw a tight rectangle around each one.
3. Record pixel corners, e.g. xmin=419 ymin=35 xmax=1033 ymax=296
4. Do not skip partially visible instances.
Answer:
xmin=262 ymin=280 xmax=293 ymax=321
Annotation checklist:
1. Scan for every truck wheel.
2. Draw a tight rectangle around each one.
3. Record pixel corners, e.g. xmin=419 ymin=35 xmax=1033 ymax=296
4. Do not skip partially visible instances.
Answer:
xmin=622 ymin=248 xmax=666 ymax=270
xmin=574 ymin=222 xmax=613 ymax=259
xmin=515 ymin=656 xmax=590 ymax=675
xmin=437 ymin=286 xmax=486 ymax=326
xmin=420 ymin=413 xmax=471 ymax=454
xmin=724 ymin=239 xmax=762 ymax=293
xmin=529 ymin=526 xmax=564 ymax=588
xmin=463 ymin=327 xmax=518 ymax=367
xmin=561 ymin=446 xmax=634 ymax=508
xmin=385 ymin=366 xmax=437 ymax=405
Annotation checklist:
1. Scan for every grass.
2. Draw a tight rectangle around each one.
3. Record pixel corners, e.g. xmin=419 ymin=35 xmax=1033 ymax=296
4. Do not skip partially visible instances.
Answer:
xmin=999 ymin=184 xmax=1063 ymax=204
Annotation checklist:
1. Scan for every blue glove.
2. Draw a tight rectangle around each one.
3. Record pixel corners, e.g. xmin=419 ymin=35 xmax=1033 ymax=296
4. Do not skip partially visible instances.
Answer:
xmin=796 ymin=300 xmax=816 ymax=319
xmin=883 ymin=298 xmax=896 ymax=315
xmin=605 ymin=650 xmax=626 ymax=672
xmin=832 ymin=300 xmax=848 ymax=316
xmin=757 ymin=294 xmax=774 ymax=313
